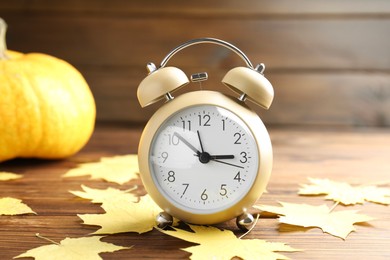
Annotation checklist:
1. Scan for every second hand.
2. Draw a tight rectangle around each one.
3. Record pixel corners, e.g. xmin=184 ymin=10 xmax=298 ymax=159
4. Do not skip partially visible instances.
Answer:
xmin=211 ymin=159 xmax=245 ymax=169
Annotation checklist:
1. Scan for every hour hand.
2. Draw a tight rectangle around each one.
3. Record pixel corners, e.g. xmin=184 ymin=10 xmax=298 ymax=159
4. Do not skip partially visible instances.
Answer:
xmin=173 ymin=132 xmax=200 ymax=155
xmin=209 ymin=155 xmax=234 ymax=160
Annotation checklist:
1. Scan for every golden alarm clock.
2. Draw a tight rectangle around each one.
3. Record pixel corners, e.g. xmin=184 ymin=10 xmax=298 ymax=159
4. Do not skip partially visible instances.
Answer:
xmin=137 ymin=38 xmax=274 ymax=229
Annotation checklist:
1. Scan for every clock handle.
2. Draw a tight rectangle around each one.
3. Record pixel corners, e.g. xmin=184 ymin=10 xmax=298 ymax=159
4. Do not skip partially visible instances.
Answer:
xmin=159 ymin=37 xmax=254 ymax=69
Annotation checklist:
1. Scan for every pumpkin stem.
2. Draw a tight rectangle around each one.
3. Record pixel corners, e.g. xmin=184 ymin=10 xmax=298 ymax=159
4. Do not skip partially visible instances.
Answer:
xmin=0 ymin=18 xmax=9 ymax=60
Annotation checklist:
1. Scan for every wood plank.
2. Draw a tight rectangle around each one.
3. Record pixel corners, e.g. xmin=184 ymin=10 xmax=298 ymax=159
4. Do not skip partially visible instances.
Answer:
xmin=2 ymin=14 xmax=390 ymax=71
xmin=1 ymin=0 xmax=390 ymax=17
xmin=0 ymin=126 xmax=390 ymax=259
xmin=81 ymin=66 xmax=390 ymax=126
xmin=263 ymin=72 xmax=390 ymax=126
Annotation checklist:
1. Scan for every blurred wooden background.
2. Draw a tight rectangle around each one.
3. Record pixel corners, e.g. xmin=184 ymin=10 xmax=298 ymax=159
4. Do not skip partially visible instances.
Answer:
xmin=2 ymin=0 xmax=390 ymax=127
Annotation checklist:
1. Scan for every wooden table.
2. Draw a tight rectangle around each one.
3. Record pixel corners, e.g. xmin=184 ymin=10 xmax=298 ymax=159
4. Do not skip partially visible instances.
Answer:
xmin=1 ymin=124 xmax=390 ymax=259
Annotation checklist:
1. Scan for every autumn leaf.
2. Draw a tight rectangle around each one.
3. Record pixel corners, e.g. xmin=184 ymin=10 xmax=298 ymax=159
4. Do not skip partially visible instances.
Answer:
xmin=69 ymin=185 xmax=137 ymax=206
xmin=160 ymin=224 xmax=298 ymax=260
xmin=0 ymin=171 xmax=22 ymax=181
xmin=63 ymin=154 xmax=139 ymax=185
xmin=255 ymin=202 xmax=373 ymax=239
xmin=0 ymin=197 xmax=36 ymax=215
xmin=299 ymin=178 xmax=390 ymax=205
xmin=14 ymin=235 xmax=131 ymax=260
xmin=76 ymin=192 xmax=162 ymax=234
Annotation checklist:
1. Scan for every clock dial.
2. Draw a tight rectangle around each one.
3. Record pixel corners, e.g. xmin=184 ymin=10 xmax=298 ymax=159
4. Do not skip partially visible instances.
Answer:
xmin=149 ymin=105 xmax=259 ymax=214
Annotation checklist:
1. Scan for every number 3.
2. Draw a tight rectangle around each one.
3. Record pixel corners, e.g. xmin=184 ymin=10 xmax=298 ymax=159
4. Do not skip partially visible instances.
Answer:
xmin=240 ymin=152 xmax=248 ymax=163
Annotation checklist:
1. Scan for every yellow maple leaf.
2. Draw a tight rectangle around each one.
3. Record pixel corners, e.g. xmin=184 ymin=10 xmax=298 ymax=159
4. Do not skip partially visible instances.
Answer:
xmin=77 ymin=193 xmax=162 ymax=234
xmin=0 ymin=171 xmax=22 ymax=181
xmin=0 ymin=197 xmax=36 ymax=215
xmin=255 ymin=202 xmax=374 ymax=239
xmin=160 ymin=224 xmax=298 ymax=260
xmin=299 ymin=178 xmax=390 ymax=205
xmin=63 ymin=154 xmax=139 ymax=185
xmin=70 ymin=185 xmax=137 ymax=205
xmin=14 ymin=235 xmax=131 ymax=260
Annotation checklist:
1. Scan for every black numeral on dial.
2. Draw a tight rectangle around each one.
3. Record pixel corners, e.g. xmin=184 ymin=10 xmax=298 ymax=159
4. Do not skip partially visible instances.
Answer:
xmin=234 ymin=133 xmax=242 ymax=144
xmin=168 ymin=134 xmax=180 ymax=146
xmin=167 ymin=171 xmax=175 ymax=182
xmin=234 ymin=171 xmax=241 ymax=182
xmin=198 ymin=114 xmax=211 ymax=126
xmin=201 ymin=189 xmax=208 ymax=201
xmin=182 ymin=120 xmax=191 ymax=131
xmin=219 ymin=184 xmax=227 ymax=196
xmin=181 ymin=183 xmax=189 ymax=198
xmin=240 ymin=152 xmax=248 ymax=163
xmin=161 ymin=152 xmax=168 ymax=163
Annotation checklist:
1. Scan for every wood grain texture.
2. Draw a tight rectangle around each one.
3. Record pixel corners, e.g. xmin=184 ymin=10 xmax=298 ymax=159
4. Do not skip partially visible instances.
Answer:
xmin=3 ymin=15 xmax=390 ymax=70
xmin=82 ymin=67 xmax=390 ymax=126
xmin=1 ymin=0 xmax=390 ymax=126
xmin=0 ymin=125 xmax=390 ymax=259
xmin=1 ymin=0 xmax=390 ymax=16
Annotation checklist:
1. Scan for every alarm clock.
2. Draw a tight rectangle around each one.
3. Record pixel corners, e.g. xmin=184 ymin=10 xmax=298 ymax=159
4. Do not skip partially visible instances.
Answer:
xmin=137 ymin=38 xmax=274 ymax=229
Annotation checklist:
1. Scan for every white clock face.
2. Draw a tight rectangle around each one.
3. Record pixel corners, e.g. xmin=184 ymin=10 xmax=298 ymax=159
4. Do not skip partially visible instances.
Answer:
xmin=149 ymin=105 xmax=259 ymax=214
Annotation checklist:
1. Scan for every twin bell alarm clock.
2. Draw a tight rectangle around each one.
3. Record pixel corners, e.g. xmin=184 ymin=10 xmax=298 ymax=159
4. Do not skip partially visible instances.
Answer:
xmin=137 ymin=38 xmax=274 ymax=229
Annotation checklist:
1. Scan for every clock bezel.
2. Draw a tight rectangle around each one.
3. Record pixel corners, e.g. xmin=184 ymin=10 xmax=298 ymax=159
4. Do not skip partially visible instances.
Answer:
xmin=138 ymin=90 xmax=272 ymax=224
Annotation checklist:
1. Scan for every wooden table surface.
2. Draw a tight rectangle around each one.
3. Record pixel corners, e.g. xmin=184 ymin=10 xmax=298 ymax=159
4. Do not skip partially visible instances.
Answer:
xmin=1 ymin=124 xmax=390 ymax=259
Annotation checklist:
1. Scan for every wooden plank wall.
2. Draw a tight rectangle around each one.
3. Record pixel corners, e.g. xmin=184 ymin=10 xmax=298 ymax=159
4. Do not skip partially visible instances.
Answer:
xmin=1 ymin=0 xmax=390 ymax=126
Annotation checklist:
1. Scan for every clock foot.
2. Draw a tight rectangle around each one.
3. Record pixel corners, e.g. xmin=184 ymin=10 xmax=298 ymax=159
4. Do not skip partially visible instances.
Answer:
xmin=236 ymin=212 xmax=255 ymax=231
xmin=156 ymin=211 xmax=173 ymax=229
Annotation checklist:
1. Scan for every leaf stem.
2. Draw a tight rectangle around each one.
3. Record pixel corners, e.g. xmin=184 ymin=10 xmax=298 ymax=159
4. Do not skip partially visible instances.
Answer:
xmin=124 ymin=185 xmax=138 ymax=193
xmin=0 ymin=18 xmax=9 ymax=60
xmin=35 ymin=233 xmax=60 ymax=245
xmin=328 ymin=201 xmax=340 ymax=213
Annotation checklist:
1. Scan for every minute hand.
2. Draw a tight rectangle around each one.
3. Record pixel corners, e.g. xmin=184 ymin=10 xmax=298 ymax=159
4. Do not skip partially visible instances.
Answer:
xmin=173 ymin=132 xmax=200 ymax=155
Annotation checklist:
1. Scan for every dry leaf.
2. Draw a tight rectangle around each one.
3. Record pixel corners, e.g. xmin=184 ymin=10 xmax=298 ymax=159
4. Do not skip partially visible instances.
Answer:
xmin=0 ymin=171 xmax=22 ymax=181
xmin=299 ymin=178 xmax=390 ymax=205
xmin=14 ymin=235 xmax=131 ymax=260
xmin=77 ymin=193 xmax=162 ymax=234
xmin=255 ymin=202 xmax=373 ymax=239
xmin=160 ymin=224 xmax=298 ymax=260
xmin=70 ymin=185 xmax=137 ymax=206
xmin=63 ymin=154 xmax=139 ymax=185
xmin=0 ymin=197 xmax=36 ymax=215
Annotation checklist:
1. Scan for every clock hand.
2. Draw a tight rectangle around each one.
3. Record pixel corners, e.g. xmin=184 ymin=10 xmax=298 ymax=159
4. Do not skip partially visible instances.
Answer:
xmin=209 ymin=155 xmax=235 ymax=160
xmin=175 ymin=130 xmax=238 ymax=166
xmin=173 ymin=132 xmax=200 ymax=155
xmin=196 ymin=131 xmax=236 ymax=162
xmin=210 ymin=159 xmax=245 ymax=169
xmin=197 ymin=130 xmax=205 ymax=153
xmin=196 ymin=152 xmax=237 ymax=165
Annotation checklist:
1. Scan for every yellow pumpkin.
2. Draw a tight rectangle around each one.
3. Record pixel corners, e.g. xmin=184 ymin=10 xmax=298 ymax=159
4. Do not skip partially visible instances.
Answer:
xmin=0 ymin=18 xmax=96 ymax=162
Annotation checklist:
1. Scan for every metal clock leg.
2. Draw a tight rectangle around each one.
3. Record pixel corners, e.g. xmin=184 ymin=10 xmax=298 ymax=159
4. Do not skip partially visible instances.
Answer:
xmin=236 ymin=212 xmax=255 ymax=230
xmin=156 ymin=211 xmax=173 ymax=229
